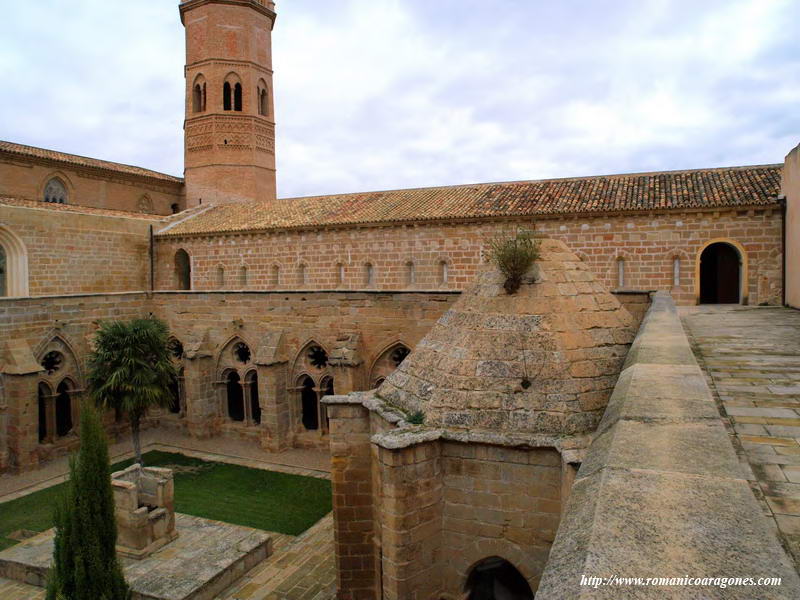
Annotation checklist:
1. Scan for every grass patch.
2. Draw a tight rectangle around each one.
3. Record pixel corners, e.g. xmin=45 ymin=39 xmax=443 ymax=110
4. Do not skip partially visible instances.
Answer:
xmin=0 ymin=450 xmax=331 ymax=550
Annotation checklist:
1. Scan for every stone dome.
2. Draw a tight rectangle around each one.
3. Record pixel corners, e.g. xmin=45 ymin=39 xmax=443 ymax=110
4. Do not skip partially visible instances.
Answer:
xmin=376 ymin=239 xmax=636 ymax=435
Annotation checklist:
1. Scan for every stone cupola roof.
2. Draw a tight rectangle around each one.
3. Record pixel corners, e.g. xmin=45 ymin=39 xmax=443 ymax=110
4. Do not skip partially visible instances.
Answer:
xmin=375 ymin=239 xmax=636 ymax=435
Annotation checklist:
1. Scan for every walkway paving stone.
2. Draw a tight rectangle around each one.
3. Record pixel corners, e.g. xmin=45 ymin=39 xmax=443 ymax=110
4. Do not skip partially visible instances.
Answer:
xmin=682 ymin=305 xmax=800 ymax=568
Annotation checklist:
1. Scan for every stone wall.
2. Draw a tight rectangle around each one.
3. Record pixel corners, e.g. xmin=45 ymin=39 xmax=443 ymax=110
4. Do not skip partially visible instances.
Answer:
xmin=0 ymin=292 xmax=149 ymax=470
xmin=537 ymin=293 xmax=800 ymax=598
xmin=325 ymin=391 xmax=575 ymax=600
xmin=439 ymin=442 xmax=561 ymax=595
xmin=0 ymin=155 xmax=183 ymax=215
xmin=0 ymin=203 xmax=160 ymax=296
xmin=155 ymin=206 xmax=782 ymax=305
xmin=784 ymin=143 xmax=800 ymax=308
xmin=0 ymin=289 xmax=456 ymax=471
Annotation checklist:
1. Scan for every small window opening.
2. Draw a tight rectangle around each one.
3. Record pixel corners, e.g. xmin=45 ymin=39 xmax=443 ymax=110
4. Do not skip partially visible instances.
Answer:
xmin=617 ymin=258 xmax=625 ymax=288
xmin=234 ymin=83 xmax=243 ymax=111
xmin=673 ymin=257 xmax=680 ymax=287
xmin=365 ymin=263 xmax=375 ymax=287
xmin=44 ymin=178 xmax=68 ymax=204
xmin=223 ymin=82 xmax=232 ymax=111
xmin=406 ymin=261 xmax=415 ymax=286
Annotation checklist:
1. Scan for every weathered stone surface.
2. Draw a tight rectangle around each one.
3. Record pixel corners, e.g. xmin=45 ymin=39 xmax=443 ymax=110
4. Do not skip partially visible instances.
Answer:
xmin=538 ymin=294 xmax=800 ymax=599
xmin=0 ymin=514 xmax=271 ymax=600
xmin=374 ymin=239 xmax=636 ymax=435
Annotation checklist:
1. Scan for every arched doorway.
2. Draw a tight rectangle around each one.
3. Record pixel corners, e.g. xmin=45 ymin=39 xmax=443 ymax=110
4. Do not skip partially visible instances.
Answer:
xmin=246 ymin=371 xmax=261 ymax=425
xmin=700 ymin=242 xmax=741 ymax=304
xmin=168 ymin=370 xmax=182 ymax=414
xmin=38 ymin=382 xmax=51 ymax=443
xmin=55 ymin=381 xmax=73 ymax=437
xmin=175 ymin=249 xmax=191 ymax=290
xmin=464 ymin=557 xmax=534 ymax=600
xmin=300 ymin=376 xmax=318 ymax=430
xmin=226 ymin=371 xmax=244 ymax=422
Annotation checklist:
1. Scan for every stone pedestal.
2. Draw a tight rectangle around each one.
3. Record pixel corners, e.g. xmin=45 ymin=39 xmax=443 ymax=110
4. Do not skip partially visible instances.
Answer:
xmin=111 ymin=464 xmax=178 ymax=559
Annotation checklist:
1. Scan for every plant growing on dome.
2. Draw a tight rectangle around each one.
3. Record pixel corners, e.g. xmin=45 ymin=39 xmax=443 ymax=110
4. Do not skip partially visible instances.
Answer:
xmin=407 ymin=410 xmax=425 ymax=425
xmin=487 ymin=229 xmax=540 ymax=294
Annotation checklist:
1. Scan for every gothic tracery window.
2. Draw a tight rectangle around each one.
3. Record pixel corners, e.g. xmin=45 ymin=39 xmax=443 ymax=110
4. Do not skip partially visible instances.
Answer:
xmin=41 ymin=351 xmax=64 ymax=375
xmin=44 ymin=178 xmax=68 ymax=204
xmin=307 ymin=345 xmax=328 ymax=369
xmin=234 ymin=342 xmax=252 ymax=364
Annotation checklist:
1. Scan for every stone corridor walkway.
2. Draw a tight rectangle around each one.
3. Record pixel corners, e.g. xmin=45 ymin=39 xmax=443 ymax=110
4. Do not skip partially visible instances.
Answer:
xmin=682 ymin=305 xmax=800 ymax=568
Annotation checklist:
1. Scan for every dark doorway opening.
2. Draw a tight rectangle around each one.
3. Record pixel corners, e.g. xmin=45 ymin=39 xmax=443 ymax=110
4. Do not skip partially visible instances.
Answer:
xmin=55 ymin=381 xmax=73 ymax=437
xmin=169 ymin=378 xmax=181 ymax=414
xmin=247 ymin=372 xmax=261 ymax=425
xmin=38 ymin=383 xmax=50 ymax=442
xmin=300 ymin=376 xmax=318 ymax=430
xmin=226 ymin=371 xmax=244 ymax=422
xmin=700 ymin=242 xmax=741 ymax=304
xmin=464 ymin=557 xmax=534 ymax=600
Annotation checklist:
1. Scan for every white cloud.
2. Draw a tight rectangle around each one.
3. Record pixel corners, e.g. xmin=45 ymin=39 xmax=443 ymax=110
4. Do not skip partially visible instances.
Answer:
xmin=0 ymin=0 xmax=797 ymax=197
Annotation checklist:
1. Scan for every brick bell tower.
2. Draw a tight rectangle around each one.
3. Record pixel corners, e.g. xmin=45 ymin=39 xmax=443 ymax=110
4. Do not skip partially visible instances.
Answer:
xmin=180 ymin=0 xmax=277 ymax=207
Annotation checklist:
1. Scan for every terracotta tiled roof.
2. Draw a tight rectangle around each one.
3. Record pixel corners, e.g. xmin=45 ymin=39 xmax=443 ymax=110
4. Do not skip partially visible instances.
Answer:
xmin=158 ymin=164 xmax=782 ymax=237
xmin=0 ymin=196 xmax=167 ymax=220
xmin=0 ymin=141 xmax=183 ymax=184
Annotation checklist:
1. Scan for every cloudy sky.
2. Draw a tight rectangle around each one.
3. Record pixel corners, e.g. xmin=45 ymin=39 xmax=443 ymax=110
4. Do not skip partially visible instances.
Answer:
xmin=1 ymin=0 xmax=798 ymax=198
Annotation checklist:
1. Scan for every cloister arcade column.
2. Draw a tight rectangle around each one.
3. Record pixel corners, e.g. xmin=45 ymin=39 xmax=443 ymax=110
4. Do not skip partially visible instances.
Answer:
xmin=254 ymin=332 xmax=289 ymax=451
xmin=0 ymin=339 xmax=44 ymax=471
xmin=182 ymin=330 xmax=219 ymax=438
xmin=328 ymin=333 xmax=364 ymax=395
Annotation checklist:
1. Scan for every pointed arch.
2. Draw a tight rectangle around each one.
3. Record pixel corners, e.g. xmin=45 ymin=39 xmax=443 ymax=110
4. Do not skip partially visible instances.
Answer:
xmin=291 ymin=339 xmax=331 ymax=376
xmin=215 ymin=334 xmax=256 ymax=374
xmin=368 ymin=340 xmax=412 ymax=388
xmin=41 ymin=172 xmax=71 ymax=204
xmin=35 ymin=331 xmax=83 ymax=386
xmin=0 ymin=225 xmax=28 ymax=297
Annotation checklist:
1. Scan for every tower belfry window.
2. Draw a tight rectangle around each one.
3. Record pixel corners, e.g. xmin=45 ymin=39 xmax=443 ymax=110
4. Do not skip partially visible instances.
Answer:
xmin=234 ymin=83 xmax=243 ymax=111
xmin=223 ymin=82 xmax=232 ymax=111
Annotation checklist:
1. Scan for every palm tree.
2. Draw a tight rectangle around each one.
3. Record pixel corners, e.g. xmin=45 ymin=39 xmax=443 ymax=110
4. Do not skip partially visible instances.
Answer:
xmin=87 ymin=317 xmax=177 ymax=465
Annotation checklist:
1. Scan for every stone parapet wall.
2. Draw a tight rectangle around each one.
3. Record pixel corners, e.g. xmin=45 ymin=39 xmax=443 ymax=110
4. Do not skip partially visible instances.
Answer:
xmin=155 ymin=207 xmax=782 ymax=305
xmin=537 ymin=292 xmax=800 ymax=598
xmin=0 ymin=204 xmax=160 ymax=296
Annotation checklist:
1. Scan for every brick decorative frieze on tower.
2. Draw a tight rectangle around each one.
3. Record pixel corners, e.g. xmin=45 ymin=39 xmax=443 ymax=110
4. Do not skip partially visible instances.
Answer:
xmin=180 ymin=0 xmax=277 ymax=207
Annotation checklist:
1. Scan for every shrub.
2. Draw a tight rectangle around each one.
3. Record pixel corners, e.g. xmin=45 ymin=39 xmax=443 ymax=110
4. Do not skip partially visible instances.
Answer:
xmin=407 ymin=410 xmax=425 ymax=425
xmin=487 ymin=229 xmax=540 ymax=294
xmin=46 ymin=403 xmax=129 ymax=600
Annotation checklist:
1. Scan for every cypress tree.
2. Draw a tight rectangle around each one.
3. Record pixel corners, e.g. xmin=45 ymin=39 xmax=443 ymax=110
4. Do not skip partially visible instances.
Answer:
xmin=46 ymin=402 xmax=129 ymax=600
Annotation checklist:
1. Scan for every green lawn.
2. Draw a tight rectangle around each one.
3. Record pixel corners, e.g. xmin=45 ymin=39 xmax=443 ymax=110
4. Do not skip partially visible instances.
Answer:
xmin=0 ymin=450 xmax=331 ymax=551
